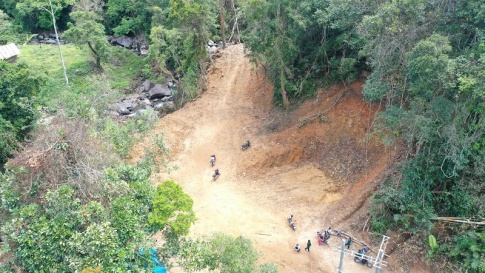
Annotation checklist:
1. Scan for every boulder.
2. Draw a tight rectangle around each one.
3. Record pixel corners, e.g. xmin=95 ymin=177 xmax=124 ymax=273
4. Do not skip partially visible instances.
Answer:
xmin=140 ymin=98 xmax=152 ymax=107
xmin=123 ymin=93 xmax=141 ymax=101
xmin=139 ymin=49 xmax=149 ymax=57
xmin=153 ymin=102 xmax=165 ymax=111
xmin=161 ymin=96 xmax=173 ymax=102
xmin=136 ymin=86 xmax=145 ymax=94
xmin=148 ymin=84 xmax=172 ymax=100
xmin=208 ymin=45 xmax=219 ymax=54
xmin=114 ymin=36 xmax=133 ymax=48
xmin=115 ymin=101 xmax=134 ymax=115
xmin=45 ymin=39 xmax=56 ymax=44
xmin=49 ymin=32 xmax=60 ymax=39
xmin=153 ymin=101 xmax=176 ymax=112
xmin=142 ymin=80 xmax=152 ymax=92
xmin=163 ymin=101 xmax=176 ymax=112
xmin=116 ymin=107 xmax=131 ymax=115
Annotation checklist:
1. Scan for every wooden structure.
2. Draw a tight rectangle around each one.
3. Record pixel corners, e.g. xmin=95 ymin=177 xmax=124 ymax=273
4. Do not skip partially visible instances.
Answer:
xmin=0 ymin=43 xmax=21 ymax=62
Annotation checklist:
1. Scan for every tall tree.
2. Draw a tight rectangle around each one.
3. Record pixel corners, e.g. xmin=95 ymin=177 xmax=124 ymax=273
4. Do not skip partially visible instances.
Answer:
xmin=228 ymin=0 xmax=241 ymax=43
xmin=105 ymin=0 xmax=159 ymax=36
xmin=219 ymin=0 xmax=226 ymax=48
xmin=63 ymin=10 xmax=110 ymax=70
xmin=241 ymin=0 xmax=299 ymax=107
xmin=149 ymin=0 xmax=216 ymax=100
xmin=0 ymin=10 xmax=15 ymax=44
xmin=16 ymin=0 xmax=73 ymax=85
xmin=274 ymin=2 xmax=289 ymax=107
xmin=241 ymin=0 xmax=364 ymax=105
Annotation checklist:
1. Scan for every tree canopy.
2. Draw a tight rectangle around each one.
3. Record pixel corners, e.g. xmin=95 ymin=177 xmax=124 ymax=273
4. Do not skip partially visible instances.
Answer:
xmin=0 ymin=61 xmax=42 ymax=167
xmin=63 ymin=10 xmax=110 ymax=69
xmin=148 ymin=180 xmax=196 ymax=235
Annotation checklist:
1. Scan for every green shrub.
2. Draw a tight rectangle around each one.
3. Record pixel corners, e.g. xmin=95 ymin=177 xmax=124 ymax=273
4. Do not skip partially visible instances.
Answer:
xmin=148 ymin=180 xmax=195 ymax=235
xmin=100 ymin=109 xmax=158 ymax=158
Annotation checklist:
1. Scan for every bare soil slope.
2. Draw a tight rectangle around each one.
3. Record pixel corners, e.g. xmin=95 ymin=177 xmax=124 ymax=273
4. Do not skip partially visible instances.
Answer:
xmin=131 ymin=44 xmax=404 ymax=273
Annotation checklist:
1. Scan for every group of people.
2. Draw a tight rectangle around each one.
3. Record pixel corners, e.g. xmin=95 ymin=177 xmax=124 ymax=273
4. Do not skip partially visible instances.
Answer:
xmin=294 ymin=226 xmax=358 ymax=253
xmin=317 ymin=227 xmax=333 ymax=245
xmin=294 ymin=239 xmax=312 ymax=252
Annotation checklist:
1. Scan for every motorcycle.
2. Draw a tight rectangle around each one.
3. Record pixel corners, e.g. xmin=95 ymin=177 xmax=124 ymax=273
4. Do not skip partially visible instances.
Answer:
xmin=354 ymin=248 xmax=373 ymax=268
xmin=287 ymin=215 xmax=296 ymax=231
xmin=210 ymin=155 xmax=216 ymax=167
xmin=241 ymin=140 xmax=251 ymax=151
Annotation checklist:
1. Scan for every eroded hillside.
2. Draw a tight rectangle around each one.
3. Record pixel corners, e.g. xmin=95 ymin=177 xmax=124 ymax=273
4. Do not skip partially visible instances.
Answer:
xmin=131 ymin=44 xmax=414 ymax=273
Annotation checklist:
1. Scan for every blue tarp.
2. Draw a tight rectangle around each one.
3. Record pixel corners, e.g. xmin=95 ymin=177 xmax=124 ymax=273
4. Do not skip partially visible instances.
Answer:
xmin=139 ymin=248 xmax=167 ymax=273
xmin=150 ymin=248 xmax=167 ymax=273
xmin=154 ymin=265 xmax=167 ymax=273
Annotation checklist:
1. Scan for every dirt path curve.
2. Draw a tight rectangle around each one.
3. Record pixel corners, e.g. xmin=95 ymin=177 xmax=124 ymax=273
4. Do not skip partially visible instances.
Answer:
xmin=131 ymin=44 xmax=394 ymax=273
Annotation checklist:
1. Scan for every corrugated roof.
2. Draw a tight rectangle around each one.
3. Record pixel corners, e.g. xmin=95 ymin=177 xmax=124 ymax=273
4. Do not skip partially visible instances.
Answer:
xmin=0 ymin=43 xmax=20 ymax=60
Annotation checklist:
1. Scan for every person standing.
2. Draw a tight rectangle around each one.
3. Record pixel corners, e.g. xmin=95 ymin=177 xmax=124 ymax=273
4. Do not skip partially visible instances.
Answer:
xmin=345 ymin=237 xmax=352 ymax=249
xmin=305 ymin=239 xmax=312 ymax=252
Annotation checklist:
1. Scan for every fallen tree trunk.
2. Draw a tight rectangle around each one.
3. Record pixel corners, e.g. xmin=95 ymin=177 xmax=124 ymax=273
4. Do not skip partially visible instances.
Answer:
xmin=431 ymin=217 xmax=485 ymax=225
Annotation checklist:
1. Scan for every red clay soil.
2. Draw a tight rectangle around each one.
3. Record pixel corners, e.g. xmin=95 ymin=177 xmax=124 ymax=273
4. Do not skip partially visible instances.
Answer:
xmin=130 ymin=44 xmax=430 ymax=273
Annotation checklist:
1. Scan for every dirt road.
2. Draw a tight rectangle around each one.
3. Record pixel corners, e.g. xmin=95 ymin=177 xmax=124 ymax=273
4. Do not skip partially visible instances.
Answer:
xmin=132 ymin=44 xmax=400 ymax=272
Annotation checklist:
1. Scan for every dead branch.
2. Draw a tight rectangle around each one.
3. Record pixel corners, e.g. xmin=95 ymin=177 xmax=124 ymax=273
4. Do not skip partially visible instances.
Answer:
xmin=431 ymin=217 xmax=485 ymax=225
xmin=362 ymin=215 xmax=371 ymax=231
xmin=298 ymin=87 xmax=350 ymax=128
xmin=339 ymin=231 xmax=373 ymax=252
xmin=10 ymin=114 xmax=119 ymax=204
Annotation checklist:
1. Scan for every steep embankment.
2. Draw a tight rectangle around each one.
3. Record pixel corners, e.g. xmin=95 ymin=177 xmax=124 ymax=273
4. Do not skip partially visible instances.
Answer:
xmin=131 ymin=44 xmax=401 ymax=273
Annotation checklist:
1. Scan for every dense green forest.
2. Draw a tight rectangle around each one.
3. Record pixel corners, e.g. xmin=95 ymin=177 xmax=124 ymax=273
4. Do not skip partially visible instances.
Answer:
xmin=0 ymin=0 xmax=484 ymax=272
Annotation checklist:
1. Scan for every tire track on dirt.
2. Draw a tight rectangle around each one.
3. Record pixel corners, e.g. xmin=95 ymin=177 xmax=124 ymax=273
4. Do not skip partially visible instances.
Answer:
xmin=131 ymin=44 xmax=395 ymax=273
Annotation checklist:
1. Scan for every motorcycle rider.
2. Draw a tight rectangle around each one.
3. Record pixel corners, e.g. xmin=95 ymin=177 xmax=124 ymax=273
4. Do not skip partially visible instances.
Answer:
xmin=212 ymin=169 xmax=221 ymax=181
xmin=359 ymin=246 xmax=370 ymax=264
xmin=242 ymin=140 xmax=251 ymax=149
